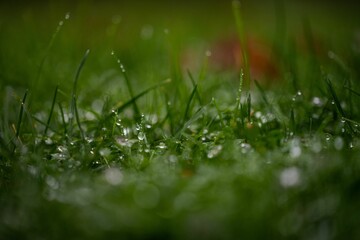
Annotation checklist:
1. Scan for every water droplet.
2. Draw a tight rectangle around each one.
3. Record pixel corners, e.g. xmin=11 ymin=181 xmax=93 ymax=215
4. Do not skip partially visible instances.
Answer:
xmin=254 ymin=111 xmax=262 ymax=119
xmin=65 ymin=12 xmax=70 ymax=20
xmin=290 ymin=146 xmax=301 ymax=158
xmin=207 ymin=145 xmax=223 ymax=158
xmin=279 ymin=167 xmax=301 ymax=188
xmin=157 ymin=142 xmax=167 ymax=150
xmin=99 ymin=148 xmax=111 ymax=157
xmin=311 ymin=140 xmax=322 ymax=153
xmin=240 ymin=143 xmax=252 ymax=154
xmin=334 ymin=137 xmax=344 ymax=150
xmin=104 ymin=168 xmax=123 ymax=186
xmin=138 ymin=132 xmax=145 ymax=141
xmin=59 ymin=21 xmax=64 ymax=26
xmin=205 ymin=50 xmax=212 ymax=57
xmin=45 ymin=138 xmax=53 ymax=145
xmin=111 ymin=50 xmax=115 ymax=56
xmin=312 ymin=97 xmax=323 ymax=107
xmin=169 ymin=155 xmax=178 ymax=164
xmin=297 ymin=91 xmax=302 ymax=96
xmin=145 ymin=124 xmax=152 ymax=129
xmin=46 ymin=176 xmax=59 ymax=190
xmin=120 ymin=64 xmax=125 ymax=73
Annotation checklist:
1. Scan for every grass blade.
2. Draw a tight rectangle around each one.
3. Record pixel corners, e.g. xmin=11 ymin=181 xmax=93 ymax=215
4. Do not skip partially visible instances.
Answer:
xmin=187 ymin=69 xmax=202 ymax=105
xmin=232 ymin=0 xmax=250 ymax=89
xmin=70 ymin=49 xmax=90 ymax=136
xmin=344 ymin=86 xmax=360 ymax=98
xmin=254 ymin=80 xmax=269 ymax=106
xmin=15 ymin=90 xmax=28 ymax=139
xmin=32 ymin=13 xmax=70 ymax=92
xmin=58 ymin=103 xmax=67 ymax=136
xmin=109 ymin=79 xmax=171 ymax=119
xmin=44 ymin=85 xmax=58 ymax=135
xmin=183 ymin=84 xmax=198 ymax=124
xmin=326 ymin=77 xmax=354 ymax=134
xmin=112 ymin=51 xmax=140 ymax=119
xmin=247 ymin=93 xmax=251 ymax=122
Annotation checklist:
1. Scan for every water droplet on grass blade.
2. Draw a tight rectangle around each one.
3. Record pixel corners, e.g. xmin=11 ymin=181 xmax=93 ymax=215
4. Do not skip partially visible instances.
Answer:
xmin=137 ymin=132 xmax=145 ymax=141
xmin=280 ymin=167 xmax=301 ymax=188
xmin=312 ymin=97 xmax=323 ymax=107
xmin=334 ymin=137 xmax=344 ymax=150
xmin=104 ymin=168 xmax=123 ymax=186
xmin=99 ymin=148 xmax=111 ymax=157
xmin=207 ymin=145 xmax=223 ymax=158
xmin=65 ymin=12 xmax=70 ymax=20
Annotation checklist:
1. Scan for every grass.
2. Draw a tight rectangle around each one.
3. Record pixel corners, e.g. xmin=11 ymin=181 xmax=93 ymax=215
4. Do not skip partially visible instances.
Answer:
xmin=1 ymin=1 xmax=360 ymax=239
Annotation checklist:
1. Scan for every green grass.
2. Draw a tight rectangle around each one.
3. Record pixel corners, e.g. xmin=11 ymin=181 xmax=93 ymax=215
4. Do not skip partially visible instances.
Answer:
xmin=1 ymin=1 xmax=360 ymax=239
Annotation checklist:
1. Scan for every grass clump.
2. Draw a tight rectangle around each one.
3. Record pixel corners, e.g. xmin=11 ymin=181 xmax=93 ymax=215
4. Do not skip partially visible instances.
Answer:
xmin=1 ymin=1 xmax=360 ymax=239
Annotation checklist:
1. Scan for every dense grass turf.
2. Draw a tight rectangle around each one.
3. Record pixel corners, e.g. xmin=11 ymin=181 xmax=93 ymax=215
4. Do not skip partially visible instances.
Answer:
xmin=1 ymin=1 xmax=360 ymax=239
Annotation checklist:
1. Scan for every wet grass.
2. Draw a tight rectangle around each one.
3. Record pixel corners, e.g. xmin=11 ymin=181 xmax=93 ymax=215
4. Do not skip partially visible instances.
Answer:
xmin=1 ymin=1 xmax=360 ymax=239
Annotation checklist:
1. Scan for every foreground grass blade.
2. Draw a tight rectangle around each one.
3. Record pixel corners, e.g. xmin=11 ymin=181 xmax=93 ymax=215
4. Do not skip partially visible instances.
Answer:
xmin=58 ymin=103 xmax=67 ymax=135
xmin=70 ymin=49 xmax=90 ymax=137
xmin=32 ymin=13 xmax=70 ymax=92
xmin=12 ymin=90 xmax=28 ymax=151
xmin=112 ymin=51 xmax=141 ymax=119
xmin=183 ymin=84 xmax=198 ymax=124
xmin=187 ymin=70 xmax=202 ymax=105
xmin=254 ymin=80 xmax=269 ymax=106
xmin=15 ymin=90 xmax=28 ymax=139
xmin=44 ymin=85 xmax=58 ymax=135
xmin=326 ymin=77 xmax=354 ymax=134
xmin=108 ymin=79 xmax=171 ymax=119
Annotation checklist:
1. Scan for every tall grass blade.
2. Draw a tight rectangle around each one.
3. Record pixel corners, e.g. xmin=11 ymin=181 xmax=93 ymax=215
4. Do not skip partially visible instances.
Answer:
xmin=109 ymin=79 xmax=171 ymax=119
xmin=254 ymin=80 xmax=269 ymax=106
xmin=58 ymin=103 xmax=67 ymax=135
xmin=112 ymin=51 xmax=140 ymax=119
xmin=15 ymin=90 xmax=28 ymax=139
xmin=232 ymin=0 xmax=250 ymax=89
xmin=44 ymin=85 xmax=58 ymax=135
xmin=187 ymin=70 xmax=202 ymax=105
xmin=183 ymin=84 xmax=198 ymax=124
xmin=326 ymin=77 xmax=354 ymax=134
xmin=247 ymin=93 xmax=251 ymax=122
xmin=176 ymin=106 xmax=207 ymax=138
xmin=12 ymin=89 xmax=28 ymax=151
xmin=70 ymin=49 xmax=90 ymax=136
xmin=32 ymin=13 xmax=70 ymax=92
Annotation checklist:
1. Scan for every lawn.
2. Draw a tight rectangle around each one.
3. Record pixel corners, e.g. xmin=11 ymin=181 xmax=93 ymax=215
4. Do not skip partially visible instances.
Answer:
xmin=1 ymin=1 xmax=360 ymax=239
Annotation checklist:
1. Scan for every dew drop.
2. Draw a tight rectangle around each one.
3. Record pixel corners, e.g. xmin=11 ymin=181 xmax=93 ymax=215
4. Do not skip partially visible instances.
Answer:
xmin=334 ymin=137 xmax=344 ymax=150
xmin=157 ymin=142 xmax=167 ymax=150
xmin=279 ymin=167 xmax=301 ymax=188
xmin=65 ymin=12 xmax=70 ymax=20
xmin=138 ymin=132 xmax=145 ymax=141
xmin=104 ymin=168 xmax=123 ymax=186
xmin=99 ymin=148 xmax=111 ymax=157
xmin=207 ymin=145 xmax=223 ymax=158
xmin=312 ymin=97 xmax=323 ymax=107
